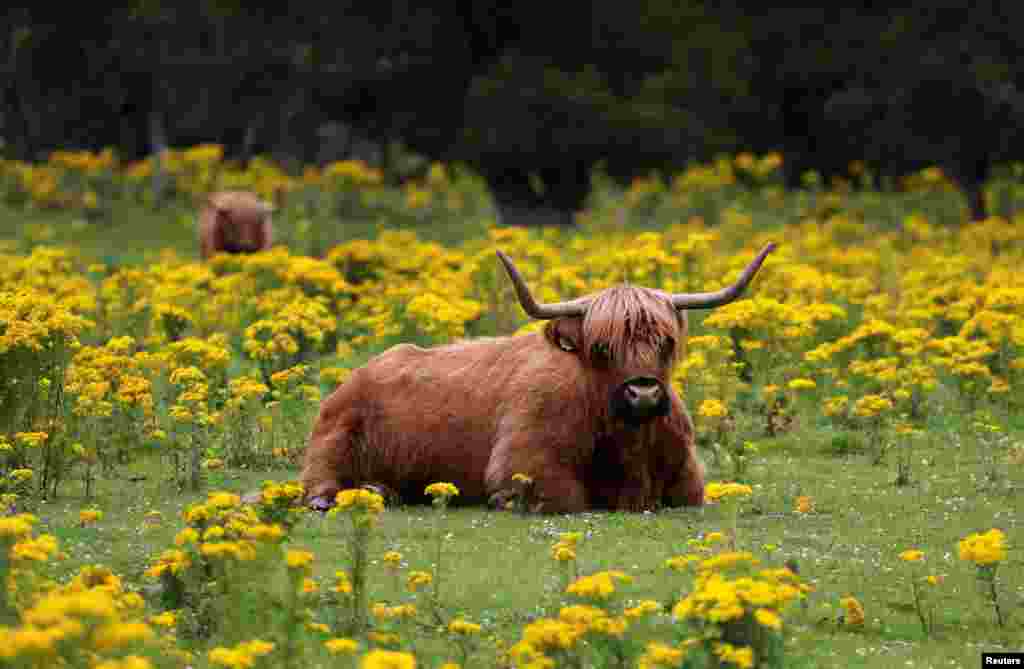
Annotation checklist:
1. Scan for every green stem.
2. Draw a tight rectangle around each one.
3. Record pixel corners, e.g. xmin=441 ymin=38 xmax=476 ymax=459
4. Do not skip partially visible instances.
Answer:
xmin=910 ymin=576 xmax=929 ymax=636
xmin=284 ymin=571 xmax=301 ymax=669
xmin=987 ymin=570 xmax=1004 ymax=627
xmin=432 ymin=503 xmax=445 ymax=623
xmin=351 ymin=518 xmax=369 ymax=633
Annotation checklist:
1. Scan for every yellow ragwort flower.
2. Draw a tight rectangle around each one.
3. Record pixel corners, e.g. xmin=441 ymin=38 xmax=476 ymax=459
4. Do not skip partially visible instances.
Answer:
xmin=325 ymin=637 xmax=359 ymax=655
xmin=839 ymin=596 xmax=865 ymax=626
xmin=958 ymin=528 xmax=1007 ymax=566
xmin=899 ymin=549 xmax=925 ymax=563
xmin=424 ymin=482 xmax=460 ymax=498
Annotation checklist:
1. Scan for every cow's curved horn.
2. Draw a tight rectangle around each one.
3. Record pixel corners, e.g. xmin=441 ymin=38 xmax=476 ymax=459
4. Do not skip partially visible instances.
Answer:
xmin=496 ymin=250 xmax=591 ymax=319
xmin=670 ymin=242 xmax=777 ymax=310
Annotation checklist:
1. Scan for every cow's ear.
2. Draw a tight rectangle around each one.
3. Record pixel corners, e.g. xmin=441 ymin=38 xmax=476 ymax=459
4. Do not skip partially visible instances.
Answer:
xmin=544 ymin=320 xmax=579 ymax=353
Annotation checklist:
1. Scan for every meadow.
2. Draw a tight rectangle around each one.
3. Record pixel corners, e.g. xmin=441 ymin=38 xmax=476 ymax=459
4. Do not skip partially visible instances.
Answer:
xmin=0 ymin=146 xmax=1021 ymax=668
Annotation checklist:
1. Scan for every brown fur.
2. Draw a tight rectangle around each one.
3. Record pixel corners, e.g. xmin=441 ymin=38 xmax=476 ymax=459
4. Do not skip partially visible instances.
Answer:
xmin=300 ymin=283 xmax=705 ymax=514
xmin=198 ymin=190 xmax=273 ymax=260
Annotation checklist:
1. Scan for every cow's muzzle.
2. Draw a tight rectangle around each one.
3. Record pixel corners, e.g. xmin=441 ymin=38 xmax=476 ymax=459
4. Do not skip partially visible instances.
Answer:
xmin=221 ymin=240 xmax=260 ymax=254
xmin=610 ymin=376 xmax=670 ymax=425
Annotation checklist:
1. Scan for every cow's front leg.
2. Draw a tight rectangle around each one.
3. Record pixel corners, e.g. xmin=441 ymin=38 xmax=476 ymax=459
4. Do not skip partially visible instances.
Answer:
xmin=486 ymin=436 xmax=588 ymax=514
xmin=615 ymin=458 xmax=655 ymax=512
xmin=529 ymin=467 xmax=589 ymax=513
xmin=663 ymin=452 xmax=706 ymax=508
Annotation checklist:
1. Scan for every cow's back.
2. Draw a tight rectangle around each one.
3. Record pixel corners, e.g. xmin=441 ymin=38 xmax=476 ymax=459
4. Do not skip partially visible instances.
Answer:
xmin=325 ymin=337 xmax=544 ymax=501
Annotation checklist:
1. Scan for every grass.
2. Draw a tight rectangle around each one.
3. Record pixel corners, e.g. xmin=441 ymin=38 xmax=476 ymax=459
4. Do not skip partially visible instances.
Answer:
xmin=28 ymin=417 xmax=1023 ymax=668
xmin=2 ymin=184 xmax=1023 ymax=667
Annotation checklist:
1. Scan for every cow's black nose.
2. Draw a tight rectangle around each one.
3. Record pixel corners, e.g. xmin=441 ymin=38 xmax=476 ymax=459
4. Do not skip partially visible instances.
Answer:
xmin=624 ymin=377 xmax=663 ymax=411
xmin=611 ymin=376 xmax=670 ymax=425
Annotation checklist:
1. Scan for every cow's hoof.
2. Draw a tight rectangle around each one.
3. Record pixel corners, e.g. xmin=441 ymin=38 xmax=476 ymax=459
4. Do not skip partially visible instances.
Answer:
xmin=488 ymin=489 xmax=519 ymax=510
xmin=309 ymin=495 xmax=336 ymax=513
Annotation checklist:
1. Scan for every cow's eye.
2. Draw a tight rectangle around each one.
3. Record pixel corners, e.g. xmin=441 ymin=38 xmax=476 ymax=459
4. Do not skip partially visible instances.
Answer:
xmin=557 ymin=335 xmax=577 ymax=352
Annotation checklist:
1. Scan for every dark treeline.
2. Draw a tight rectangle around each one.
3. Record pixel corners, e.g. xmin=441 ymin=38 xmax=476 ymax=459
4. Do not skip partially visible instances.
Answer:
xmin=3 ymin=3 xmax=1024 ymax=223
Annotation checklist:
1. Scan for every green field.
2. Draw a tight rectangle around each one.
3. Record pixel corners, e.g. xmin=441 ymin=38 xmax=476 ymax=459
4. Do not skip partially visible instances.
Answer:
xmin=0 ymin=154 xmax=1022 ymax=668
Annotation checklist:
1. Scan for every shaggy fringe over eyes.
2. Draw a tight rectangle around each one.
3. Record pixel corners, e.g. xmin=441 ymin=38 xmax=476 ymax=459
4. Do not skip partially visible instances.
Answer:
xmin=581 ymin=287 xmax=681 ymax=369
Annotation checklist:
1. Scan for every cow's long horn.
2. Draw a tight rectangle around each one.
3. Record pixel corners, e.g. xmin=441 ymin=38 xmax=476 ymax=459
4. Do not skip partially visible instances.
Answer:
xmin=670 ymin=242 xmax=777 ymax=310
xmin=496 ymin=250 xmax=591 ymax=319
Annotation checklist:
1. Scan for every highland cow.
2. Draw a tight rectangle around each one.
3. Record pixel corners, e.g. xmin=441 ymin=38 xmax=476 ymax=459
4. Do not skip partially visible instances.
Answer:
xmin=198 ymin=190 xmax=274 ymax=260
xmin=300 ymin=243 xmax=776 ymax=513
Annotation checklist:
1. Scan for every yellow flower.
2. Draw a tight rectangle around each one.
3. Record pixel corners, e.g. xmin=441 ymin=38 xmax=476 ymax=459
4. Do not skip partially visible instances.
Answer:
xmin=325 ymin=637 xmax=359 ymax=654
xmin=320 ymin=366 xmax=352 ymax=386
xmin=11 ymin=534 xmax=59 ymax=562
xmin=367 ymin=631 xmax=402 ymax=646
xmin=552 ymin=544 xmax=576 ymax=561
xmin=521 ymin=618 xmax=583 ymax=651
xmin=92 ymin=622 xmax=155 ymax=650
xmin=145 ymin=549 xmax=191 ymax=578
xmin=754 ymin=608 xmax=783 ymax=630
xmin=174 ymin=528 xmax=199 ymax=546
xmin=79 ymin=508 xmax=103 ymax=525
xmin=899 ymin=549 xmax=925 ymax=563
xmin=14 ymin=432 xmax=48 ymax=448
xmin=698 ymin=551 xmax=760 ymax=573
xmin=788 ymin=378 xmax=816 ymax=390
xmin=407 ymin=571 xmax=433 ymax=592
xmin=9 ymin=468 xmax=34 ymax=483
xmin=149 ymin=611 xmax=177 ymax=627
xmin=333 ymin=570 xmax=353 ymax=595
xmin=704 ymin=531 xmax=726 ymax=544
xmin=382 ymin=551 xmax=403 ymax=568
xmin=203 ymin=526 xmax=226 ymax=541
xmin=371 ymin=603 xmax=418 ymax=619
xmin=958 ymin=528 xmax=1007 ymax=566
xmin=424 ymin=482 xmax=460 ymax=498
xmin=448 ymin=618 xmax=482 ymax=635
xmin=794 ymin=496 xmax=813 ymax=514
xmin=566 ymin=570 xmax=632 ymax=599
xmin=698 ymin=399 xmax=728 ymax=418
xmin=664 ymin=555 xmax=701 ymax=571
xmin=334 ymin=488 xmax=386 ymax=514
xmin=286 ymin=550 xmax=315 ymax=570
xmin=637 ymin=641 xmax=687 ymax=669
xmin=624 ymin=600 xmax=661 ymax=618
xmin=207 ymin=492 xmax=241 ymax=508
xmin=512 ymin=472 xmax=533 ymax=484
xmin=209 ymin=639 xmax=275 ymax=668
xmin=713 ymin=642 xmax=754 ymax=669
xmin=360 ymin=649 xmax=417 ymax=669
xmin=169 ymin=365 xmax=207 ymax=386
xmin=840 ymin=596 xmax=865 ymax=626
xmin=704 ymin=482 xmax=753 ymax=503
xmin=853 ymin=394 xmax=894 ymax=418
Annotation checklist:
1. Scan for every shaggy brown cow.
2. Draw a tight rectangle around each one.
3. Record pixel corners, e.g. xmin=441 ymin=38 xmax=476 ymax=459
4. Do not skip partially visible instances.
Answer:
xmin=300 ymin=243 xmax=776 ymax=513
xmin=198 ymin=190 xmax=273 ymax=260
